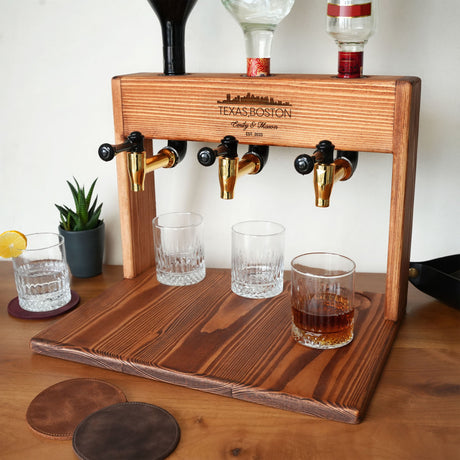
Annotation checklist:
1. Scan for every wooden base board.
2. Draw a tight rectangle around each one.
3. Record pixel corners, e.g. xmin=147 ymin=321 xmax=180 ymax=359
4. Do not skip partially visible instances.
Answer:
xmin=30 ymin=268 xmax=400 ymax=424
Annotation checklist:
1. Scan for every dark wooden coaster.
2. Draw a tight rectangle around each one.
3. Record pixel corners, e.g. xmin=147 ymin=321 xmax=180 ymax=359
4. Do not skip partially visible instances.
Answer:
xmin=8 ymin=290 xmax=79 ymax=319
xmin=72 ymin=402 xmax=181 ymax=460
xmin=26 ymin=379 xmax=127 ymax=440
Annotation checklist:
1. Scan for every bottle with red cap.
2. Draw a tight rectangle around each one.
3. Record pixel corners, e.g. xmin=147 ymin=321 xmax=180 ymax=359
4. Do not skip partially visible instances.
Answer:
xmin=326 ymin=0 xmax=378 ymax=78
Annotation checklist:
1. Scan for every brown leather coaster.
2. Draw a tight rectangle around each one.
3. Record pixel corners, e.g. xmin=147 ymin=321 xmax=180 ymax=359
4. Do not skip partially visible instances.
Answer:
xmin=72 ymin=402 xmax=181 ymax=460
xmin=8 ymin=290 xmax=80 ymax=319
xmin=26 ymin=379 xmax=126 ymax=440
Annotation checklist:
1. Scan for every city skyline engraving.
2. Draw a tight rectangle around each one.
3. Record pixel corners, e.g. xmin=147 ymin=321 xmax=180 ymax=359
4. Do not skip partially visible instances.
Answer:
xmin=217 ymin=92 xmax=292 ymax=107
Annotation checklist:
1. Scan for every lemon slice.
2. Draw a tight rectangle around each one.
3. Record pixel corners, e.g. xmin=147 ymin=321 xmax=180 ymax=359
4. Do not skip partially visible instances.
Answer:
xmin=0 ymin=230 xmax=27 ymax=258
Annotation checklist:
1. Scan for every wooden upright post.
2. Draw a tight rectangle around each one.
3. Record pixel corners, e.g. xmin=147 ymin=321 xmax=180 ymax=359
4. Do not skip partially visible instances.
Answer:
xmin=385 ymin=78 xmax=421 ymax=320
xmin=112 ymin=77 xmax=157 ymax=279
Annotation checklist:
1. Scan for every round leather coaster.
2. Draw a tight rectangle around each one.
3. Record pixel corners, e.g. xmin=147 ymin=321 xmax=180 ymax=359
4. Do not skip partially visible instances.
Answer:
xmin=8 ymin=290 xmax=80 ymax=319
xmin=26 ymin=379 xmax=127 ymax=440
xmin=72 ymin=402 xmax=181 ymax=460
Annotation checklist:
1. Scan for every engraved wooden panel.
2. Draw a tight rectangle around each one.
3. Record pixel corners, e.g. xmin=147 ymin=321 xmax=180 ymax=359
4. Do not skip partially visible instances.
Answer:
xmin=116 ymin=73 xmax=399 ymax=152
xmin=31 ymin=269 xmax=400 ymax=424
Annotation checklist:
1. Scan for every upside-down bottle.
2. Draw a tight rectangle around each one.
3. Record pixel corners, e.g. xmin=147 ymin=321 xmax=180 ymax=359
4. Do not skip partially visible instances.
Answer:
xmin=221 ymin=0 xmax=295 ymax=77
xmin=146 ymin=0 xmax=198 ymax=75
xmin=326 ymin=0 xmax=377 ymax=78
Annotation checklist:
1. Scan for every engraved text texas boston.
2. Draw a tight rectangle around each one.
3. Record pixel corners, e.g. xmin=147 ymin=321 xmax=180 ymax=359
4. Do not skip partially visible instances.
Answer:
xmin=217 ymin=92 xmax=292 ymax=138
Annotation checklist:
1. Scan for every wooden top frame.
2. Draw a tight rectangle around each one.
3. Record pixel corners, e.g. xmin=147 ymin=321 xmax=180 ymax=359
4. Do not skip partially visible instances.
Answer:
xmin=111 ymin=73 xmax=421 ymax=321
xmin=113 ymin=73 xmax=415 ymax=152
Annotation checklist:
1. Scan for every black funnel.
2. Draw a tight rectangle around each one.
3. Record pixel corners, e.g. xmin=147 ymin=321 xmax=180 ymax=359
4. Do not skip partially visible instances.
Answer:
xmin=146 ymin=0 xmax=198 ymax=75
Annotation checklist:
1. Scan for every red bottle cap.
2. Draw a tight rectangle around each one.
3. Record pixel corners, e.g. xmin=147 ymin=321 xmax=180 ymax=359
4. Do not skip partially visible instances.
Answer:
xmin=338 ymin=51 xmax=363 ymax=78
xmin=247 ymin=58 xmax=270 ymax=77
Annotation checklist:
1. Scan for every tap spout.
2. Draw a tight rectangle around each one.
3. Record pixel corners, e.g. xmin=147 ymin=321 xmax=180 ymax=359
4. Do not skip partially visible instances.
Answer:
xmin=240 ymin=144 xmax=269 ymax=176
xmin=219 ymin=145 xmax=268 ymax=200
xmin=197 ymin=135 xmax=238 ymax=199
xmin=313 ymin=163 xmax=335 ymax=207
xmin=314 ymin=150 xmax=358 ymax=207
xmin=128 ymin=149 xmax=172 ymax=192
xmin=294 ymin=140 xmax=358 ymax=207
xmin=99 ymin=132 xmax=187 ymax=192
xmin=219 ymin=144 xmax=269 ymax=200
xmin=129 ymin=140 xmax=187 ymax=192
xmin=219 ymin=156 xmax=238 ymax=200
xmin=197 ymin=137 xmax=269 ymax=200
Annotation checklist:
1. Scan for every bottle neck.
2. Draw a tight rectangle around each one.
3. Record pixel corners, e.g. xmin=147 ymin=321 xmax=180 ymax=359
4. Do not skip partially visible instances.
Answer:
xmin=147 ymin=0 xmax=198 ymax=75
xmin=244 ymin=28 xmax=274 ymax=77
xmin=160 ymin=20 xmax=186 ymax=75
xmin=337 ymin=42 xmax=365 ymax=78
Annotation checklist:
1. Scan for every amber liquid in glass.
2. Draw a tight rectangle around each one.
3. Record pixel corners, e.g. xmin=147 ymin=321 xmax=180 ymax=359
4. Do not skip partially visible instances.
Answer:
xmin=291 ymin=292 xmax=354 ymax=349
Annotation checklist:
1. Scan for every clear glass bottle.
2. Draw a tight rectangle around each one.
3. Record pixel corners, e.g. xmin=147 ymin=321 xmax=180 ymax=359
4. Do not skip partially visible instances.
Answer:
xmin=221 ymin=0 xmax=295 ymax=77
xmin=326 ymin=0 xmax=377 ymax=78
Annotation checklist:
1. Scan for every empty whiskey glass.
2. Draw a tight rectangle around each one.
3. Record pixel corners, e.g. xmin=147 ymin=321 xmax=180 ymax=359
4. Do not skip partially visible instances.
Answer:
xmin=153 ymin=212 xmax=205 ymax=286
xmin=231 ymin=220 xmax=285 ymax=298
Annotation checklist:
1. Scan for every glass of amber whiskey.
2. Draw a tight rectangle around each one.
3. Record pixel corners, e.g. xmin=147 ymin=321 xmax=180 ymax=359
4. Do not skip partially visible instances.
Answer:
xmin=291 ymin=252 xmax=356 ymax=349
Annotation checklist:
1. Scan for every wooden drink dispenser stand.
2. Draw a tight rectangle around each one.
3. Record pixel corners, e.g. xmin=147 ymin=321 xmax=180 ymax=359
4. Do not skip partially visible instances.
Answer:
xmin=31 ymin=73 xmax=421 ymax=424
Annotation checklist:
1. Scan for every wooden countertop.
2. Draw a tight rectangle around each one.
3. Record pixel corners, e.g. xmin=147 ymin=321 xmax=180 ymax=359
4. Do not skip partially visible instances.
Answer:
xmin=1 ymin=262 xmax=458 ymax=459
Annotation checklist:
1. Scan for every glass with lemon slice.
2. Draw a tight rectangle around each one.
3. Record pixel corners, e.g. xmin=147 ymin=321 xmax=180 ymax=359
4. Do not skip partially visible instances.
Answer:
xmin=1 ymin=231 xmax=71 ymax=312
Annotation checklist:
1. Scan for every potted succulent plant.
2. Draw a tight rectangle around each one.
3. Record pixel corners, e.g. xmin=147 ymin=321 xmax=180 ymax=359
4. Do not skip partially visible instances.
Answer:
xmin=56 ymin=178 xmax=104 ymax=278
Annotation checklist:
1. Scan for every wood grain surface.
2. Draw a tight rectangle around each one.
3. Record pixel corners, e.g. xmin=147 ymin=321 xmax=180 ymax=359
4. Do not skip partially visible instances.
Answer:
xmin=115 ymin=73 xmax=401 ymax=152
xmin=32 ymin=268 xmax=398 ymax=424
xmin=113 ymin=75 xmax=158 ymax=279
xmin=1 ymin=263 xmax=459 ymax=459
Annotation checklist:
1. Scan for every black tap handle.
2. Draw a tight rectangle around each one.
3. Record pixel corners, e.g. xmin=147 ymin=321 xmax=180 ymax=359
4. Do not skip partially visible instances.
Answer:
xmin=98 ymin=143 xmax=118 ymax=162
xmin=127 ymin=131 xmax=144 ymax=153
xmin=98 ymin=131 xmax=145 ymax=162
xmin=294 ymin=139 xmax=336 ymax=174
xmin=197 ymin=135 xmax=239 ymax=167
xmin=315 ymin=140 xmax=335 ymax=164
xmin=197 ymin=147 xmax=217 ymax=166
xmin=220 ymin=135 xmax=238 ymax=158
xmin=294 ymin=154 xmax=315 ymax=175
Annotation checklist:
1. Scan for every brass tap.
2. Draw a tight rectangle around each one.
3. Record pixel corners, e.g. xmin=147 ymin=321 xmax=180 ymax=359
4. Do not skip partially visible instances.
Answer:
xmin=314 ymin=157 xmax=353 ymax=207
xmin=219 ymin=152 xmax=262 ymax=200
xmin=295 ymin=140 xmax=358 ymax=208
xmin=197 ymin=136 xmax=269 ymax=200
xmin=127 ymin=147 xmax=176 ymax=192
xmin=219 ymin=156 xmax=238 ymax=200
xmin=314 ymin=163 xmax=335 ymax=208
xmin=99 ymin=132 xmax=187 ymax=192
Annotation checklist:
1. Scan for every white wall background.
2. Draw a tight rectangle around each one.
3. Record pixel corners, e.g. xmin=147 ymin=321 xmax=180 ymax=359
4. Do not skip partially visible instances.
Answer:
xmin=1 ymin=0 xmax=459 ymax=273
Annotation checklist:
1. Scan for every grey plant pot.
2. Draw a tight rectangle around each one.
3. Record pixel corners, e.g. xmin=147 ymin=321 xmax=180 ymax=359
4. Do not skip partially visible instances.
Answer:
xmin=59 ymin=222 xmax=105 ymax=278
